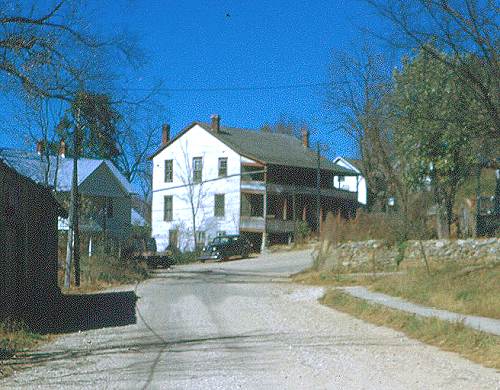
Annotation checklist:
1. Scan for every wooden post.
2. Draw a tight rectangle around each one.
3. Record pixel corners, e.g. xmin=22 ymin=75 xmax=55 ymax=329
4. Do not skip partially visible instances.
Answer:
xmin=283 ymin=197 xmax=288 ymax=220
xmin=302 ymin=204 xmax=307 ymax=221
xmin=292 ymin=189 xmax=297 ymax=243
xmin=320 ymin=207 xmax=323 ymax=234
xmin=260 ymin=166 xmax=268 ymax=253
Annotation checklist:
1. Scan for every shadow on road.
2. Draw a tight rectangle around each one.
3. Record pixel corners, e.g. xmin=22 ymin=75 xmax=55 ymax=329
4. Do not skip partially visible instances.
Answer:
xmin=44 ymin=290 xmax=138 ymax=334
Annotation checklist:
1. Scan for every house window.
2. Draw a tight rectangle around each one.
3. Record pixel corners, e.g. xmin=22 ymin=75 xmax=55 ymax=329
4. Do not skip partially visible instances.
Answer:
xmin=338 ymin=175 xmax=345 ymax=182
xmin=214 ymin=194 xmax=225 ymax=217
xmin=218 ymin=157 xmax=228 ymax=177
xmin=193 ymin=157 xmax=203 ymax=183
xmin=164 ymin=159 xmax=173 ymax=182
xmin=164 ymin=196 xmax=173 ymax=221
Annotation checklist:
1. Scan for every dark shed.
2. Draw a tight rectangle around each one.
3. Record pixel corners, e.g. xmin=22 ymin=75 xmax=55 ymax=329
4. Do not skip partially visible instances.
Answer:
xmin=0 ymin=159 xmax=66 ymax=329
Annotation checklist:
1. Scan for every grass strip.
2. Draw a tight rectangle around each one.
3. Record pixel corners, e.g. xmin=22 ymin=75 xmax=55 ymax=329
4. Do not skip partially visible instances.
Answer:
xmin=0 ymin=319 xmax=47 ymax=378
xmin=370 ymin=262 xmax=500 ymax=319
xmin=321 ymin=289 xmax=500 ymax=369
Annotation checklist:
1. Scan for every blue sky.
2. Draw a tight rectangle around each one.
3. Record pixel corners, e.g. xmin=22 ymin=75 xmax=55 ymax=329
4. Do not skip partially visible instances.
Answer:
xmin=1 ymin=0 xmax=389 ymax=159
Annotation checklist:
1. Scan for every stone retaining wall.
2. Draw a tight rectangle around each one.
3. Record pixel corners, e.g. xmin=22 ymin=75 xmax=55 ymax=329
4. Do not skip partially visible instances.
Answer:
xmin=318 ymin=238 xmax=499 ymax=271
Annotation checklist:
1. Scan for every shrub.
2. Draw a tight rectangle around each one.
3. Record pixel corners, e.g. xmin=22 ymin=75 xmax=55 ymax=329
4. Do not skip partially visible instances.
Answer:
xmin=172 ymin=250 xmax=200 ymax=264
xmin=295 ymin=220 xmax=311 ymax=244
xmin=59 ymin=253 xmax=149 ymax=290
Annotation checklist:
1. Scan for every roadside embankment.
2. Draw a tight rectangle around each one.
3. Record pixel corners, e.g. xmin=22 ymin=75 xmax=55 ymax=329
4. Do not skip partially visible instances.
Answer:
xmin=317 ymin=238 xmax=499 ymax=272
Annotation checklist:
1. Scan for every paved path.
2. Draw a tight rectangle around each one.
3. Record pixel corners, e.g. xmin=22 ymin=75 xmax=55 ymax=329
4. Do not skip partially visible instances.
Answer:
xmin=341 ymin=286 xmax=500 ymax=336
xmin=1 ymin=250 xmax=499 ymax=389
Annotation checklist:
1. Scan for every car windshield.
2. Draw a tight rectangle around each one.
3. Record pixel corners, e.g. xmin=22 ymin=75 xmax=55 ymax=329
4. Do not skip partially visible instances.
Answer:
xmin=212 ymin=236 xmax=236 ymax=244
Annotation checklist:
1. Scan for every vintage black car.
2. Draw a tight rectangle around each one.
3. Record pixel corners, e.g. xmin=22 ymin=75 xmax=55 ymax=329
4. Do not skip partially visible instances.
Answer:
xmin=199 ymin=235 xmax=252 ymax=262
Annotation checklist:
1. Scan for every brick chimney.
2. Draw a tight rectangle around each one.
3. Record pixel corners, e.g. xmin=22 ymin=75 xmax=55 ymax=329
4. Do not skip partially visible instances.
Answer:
xmin=211 ymin=114 xmax=220 ymax=133
xmin=301 ymin=127 xmax=309 ymax=148
xmin=162 ymin=124 xmax=170 ymax=145
xmin=58 ymin=139 xmax=66 ymax=158
xmin=36 ymin=140 xmax=45 ymax=155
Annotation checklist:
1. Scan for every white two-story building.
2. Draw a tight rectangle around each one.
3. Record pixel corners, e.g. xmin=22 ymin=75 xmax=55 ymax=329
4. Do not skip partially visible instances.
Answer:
xmin=150 ymin=115 xmax=359 ymax=252
xmin=333 ymin=156 xmax=367 ymax=206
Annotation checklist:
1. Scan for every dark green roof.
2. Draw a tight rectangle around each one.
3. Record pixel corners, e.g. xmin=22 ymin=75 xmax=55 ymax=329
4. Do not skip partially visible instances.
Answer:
xmin=196 ymin=123 xmax=357 ymax=175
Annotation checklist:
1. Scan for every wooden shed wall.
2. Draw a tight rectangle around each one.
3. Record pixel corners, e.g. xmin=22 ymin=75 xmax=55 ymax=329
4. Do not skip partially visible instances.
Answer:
xmin=0 ymin=162 xmax=61 ymax=328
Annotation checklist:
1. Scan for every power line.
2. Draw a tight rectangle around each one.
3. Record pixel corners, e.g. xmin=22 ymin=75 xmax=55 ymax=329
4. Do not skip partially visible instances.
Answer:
xmin=120 ymin=82 xmax=330 ymax=93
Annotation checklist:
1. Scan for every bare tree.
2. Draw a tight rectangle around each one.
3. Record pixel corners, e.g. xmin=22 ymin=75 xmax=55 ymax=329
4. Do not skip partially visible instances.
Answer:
xmin=260 ymin=116 xmax=306 ymax=139
xmin=113 ymin=100 xmax=165 ymax=201
xmin=175 ymin=141 xmax=210 ymax=251
xmin=326 ymin=47 xmax=409 ymax=212
xmin=12 ymin=97 xmax=70 ymax=189
xmin=365 ymin=0 xmax=499 ymax=138
xmin=0 ymin=0 xmax=140 ymax=101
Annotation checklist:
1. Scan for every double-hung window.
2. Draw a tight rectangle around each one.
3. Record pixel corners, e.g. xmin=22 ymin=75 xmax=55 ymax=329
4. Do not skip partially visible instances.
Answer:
xmin=164 ymin=196 xmax=173 ymax=221
xmin=214 ymin=194 xmax=225 ymax=217
xmin=193 ymin=157 xmax=203 ymax=183
xmin=164 ymin=159 xmax=173 ymax=182
xmin=218 ymin=157 xmax=228 ymax=177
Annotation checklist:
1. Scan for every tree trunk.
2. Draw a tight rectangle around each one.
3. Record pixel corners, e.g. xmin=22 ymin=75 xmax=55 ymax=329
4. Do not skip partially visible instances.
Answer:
xmin=192 ymin=209 xmax=197 ymax=251
xmin=436 ymin=203 xmax=450 ymax=239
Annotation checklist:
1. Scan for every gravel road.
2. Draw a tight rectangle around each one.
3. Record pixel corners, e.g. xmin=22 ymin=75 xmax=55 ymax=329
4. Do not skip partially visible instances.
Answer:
xmin=1 ymin=250 xmax=499 ymax=389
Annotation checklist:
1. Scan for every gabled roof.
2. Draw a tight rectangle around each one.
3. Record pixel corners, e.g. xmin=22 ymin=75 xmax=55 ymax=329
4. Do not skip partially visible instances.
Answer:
xmin=0 ymin=148 xmax=134 ymax=194
xmin=333 ymin=156 xmax=363 ymax=174
xmin=150 ymin=122 xmax=358 ymax=175
xmin=131 ymin=208 xmax=148 ymax=226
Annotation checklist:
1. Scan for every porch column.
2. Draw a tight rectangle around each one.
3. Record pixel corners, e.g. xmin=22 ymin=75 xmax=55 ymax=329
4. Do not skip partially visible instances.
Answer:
xmin=283 ymin=197 xmax=288 ymax=220
xmin=260 ymin=167 xmax=268 ymax=253
xmin=88 ymin=236 xmax=93 ymax=257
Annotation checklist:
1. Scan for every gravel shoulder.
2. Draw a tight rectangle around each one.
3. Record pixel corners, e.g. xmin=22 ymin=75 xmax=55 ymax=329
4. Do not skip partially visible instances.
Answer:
xmin=1 ymin=250 xmax=499 ymax=389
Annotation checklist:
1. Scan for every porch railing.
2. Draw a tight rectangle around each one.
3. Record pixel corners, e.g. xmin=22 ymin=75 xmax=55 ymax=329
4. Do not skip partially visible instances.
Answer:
xmin=240 ymin=216 xmax=296 ymax=233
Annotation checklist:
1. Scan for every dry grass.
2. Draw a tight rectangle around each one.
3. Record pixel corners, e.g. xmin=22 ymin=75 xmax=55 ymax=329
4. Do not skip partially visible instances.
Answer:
xmin=292 ymin=269 xmax=375 ymax=286
xmin=322 ymin=290 xmax=500 ymax=369
xmin=371 ymin=261 xmax=500 ymax=319
xmin=59 ymin=253 xmax=149 ymax=293
xmin=268 ymin=241 xmax=315 ymax=253
xmin=0 ymin=319 xmax=48 ymax=377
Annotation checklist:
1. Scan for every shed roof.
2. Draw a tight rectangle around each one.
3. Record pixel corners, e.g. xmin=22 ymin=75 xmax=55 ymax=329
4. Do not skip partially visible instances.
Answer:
xmin=0 ymin=148 xmax=133 ymax=194
xmin=152 ymin=122 xmax=358 ymax=175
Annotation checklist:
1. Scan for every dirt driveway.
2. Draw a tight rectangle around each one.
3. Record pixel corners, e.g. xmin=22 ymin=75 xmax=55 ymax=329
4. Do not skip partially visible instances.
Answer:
xmin=1 ymin=250 xmax=498 ymax=389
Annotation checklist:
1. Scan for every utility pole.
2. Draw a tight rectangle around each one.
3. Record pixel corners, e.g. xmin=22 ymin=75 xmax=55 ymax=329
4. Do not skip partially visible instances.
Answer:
xmin=316 ymin=141 xmax=321 ymax=234
xmin=73 ymin=106 xmax=81 ymax=287
xmin=64 ymin=104 xmax=82 ymax=288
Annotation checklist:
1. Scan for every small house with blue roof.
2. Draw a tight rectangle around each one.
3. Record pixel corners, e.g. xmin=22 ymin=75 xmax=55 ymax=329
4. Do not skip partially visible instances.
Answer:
xmin=0 ymin=144 xmax=134 ymax=242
